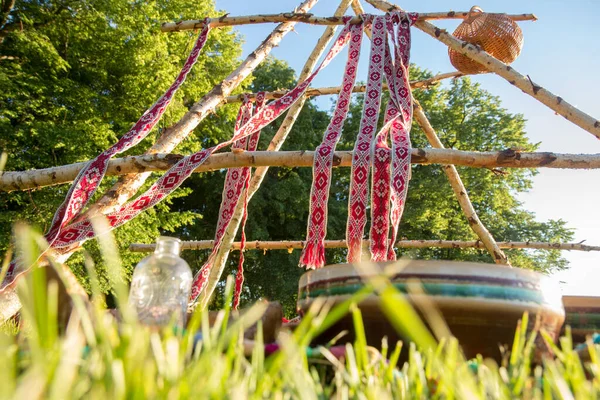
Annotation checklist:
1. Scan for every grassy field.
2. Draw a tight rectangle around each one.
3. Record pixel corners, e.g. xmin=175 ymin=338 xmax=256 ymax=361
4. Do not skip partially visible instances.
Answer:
xmin=1 ymin=224 xmax=599 ymax=399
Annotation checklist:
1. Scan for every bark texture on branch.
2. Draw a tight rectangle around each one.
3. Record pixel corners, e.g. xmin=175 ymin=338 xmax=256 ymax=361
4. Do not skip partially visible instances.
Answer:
xmin=366 ymin=0 xmax=600 ymax=140
xmin=197 ymin=0 xmax=352 ymax=308
xmin=81 ymin=0 xmax=318 ymax=220
xmin=161 ymin=12 xmax=537 ymax=32
xmin=4 ymin=148 xmax=600 ymax=192
xmin=223 ymin=71 xmax=464 ymax=103
xmin=413 ymin=100 xmax=510 ymax=265
xmin=129 ymin=240 xmax=600 ymax=252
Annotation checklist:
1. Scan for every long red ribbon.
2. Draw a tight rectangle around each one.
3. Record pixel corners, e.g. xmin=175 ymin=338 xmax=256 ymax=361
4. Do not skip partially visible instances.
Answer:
xmin=1 ymin=22 xmax=212 ymax=290
xmin=299 ymin=22 xmax=364 ymax=270
xmin=347 ymin=11 xmax=417 ymax=264
xmin=346 ymin=15 xmax=386 ymax=263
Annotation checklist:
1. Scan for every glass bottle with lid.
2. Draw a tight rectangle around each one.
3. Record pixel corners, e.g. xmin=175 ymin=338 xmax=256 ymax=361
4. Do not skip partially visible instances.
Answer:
xmin=128 ymin=236 xmax=193 ymax=329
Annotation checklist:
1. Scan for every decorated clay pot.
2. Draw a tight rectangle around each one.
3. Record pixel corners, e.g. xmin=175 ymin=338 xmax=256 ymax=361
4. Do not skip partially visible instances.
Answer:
xmin=562 ymin=295 xmax=600 ymax=344
xmin=298 ymin=260 xmax=565 ymax=361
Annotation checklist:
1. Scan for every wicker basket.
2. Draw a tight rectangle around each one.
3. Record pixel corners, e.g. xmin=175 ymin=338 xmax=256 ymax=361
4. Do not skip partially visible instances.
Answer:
xmin=449 ymin=6 xmax=524 ymax=74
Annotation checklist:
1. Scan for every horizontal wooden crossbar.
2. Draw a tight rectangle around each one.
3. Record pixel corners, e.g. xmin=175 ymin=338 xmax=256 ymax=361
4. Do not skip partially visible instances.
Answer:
xmin=3 ymin=149 xmax=598 ymax=192
xmin=129 ymin=239 xmax=600 ymax=252
xmin=161 ymin=12 xmax=537 ymax=32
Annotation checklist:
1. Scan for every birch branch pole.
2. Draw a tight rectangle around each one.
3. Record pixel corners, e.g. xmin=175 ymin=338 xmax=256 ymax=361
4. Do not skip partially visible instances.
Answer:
xmin=5 ymin=149 xmax=600 ymax=192
xmin=197 ymin=0 xmax=354 ymax=308
xmin=1 ymin=0 xmax=319 ymax=321
xmin=366 ymin=0 xmax=600 ymax=141
xmin=70 ymin=0 xmax=318 ymax=226
xmin=161 ymin=12 xmax=537 ymax=32
xmin=413 ymin=100 xmax=509 ymax=265
xmin=223 ymin=71 xmax=464 ymax=103
xmin=129 ymin=240 xmax=600 ymax=253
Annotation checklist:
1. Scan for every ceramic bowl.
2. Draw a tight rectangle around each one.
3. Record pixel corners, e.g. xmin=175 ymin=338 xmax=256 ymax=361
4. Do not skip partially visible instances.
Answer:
xmin=298 ymin=260 xmax=565 ymax=360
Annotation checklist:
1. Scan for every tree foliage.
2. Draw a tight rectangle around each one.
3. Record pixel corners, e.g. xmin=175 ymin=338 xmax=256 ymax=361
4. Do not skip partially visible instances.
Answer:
xmin=176 ymin=62 xmax=573 ymax=316
xmin=0 ymin=0 xmax=243 ymax=292
xmin=0 ymin=2 xmax=573 ymax=316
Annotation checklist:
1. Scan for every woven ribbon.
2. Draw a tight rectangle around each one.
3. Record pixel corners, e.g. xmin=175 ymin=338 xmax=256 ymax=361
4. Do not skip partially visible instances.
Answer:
xmin=1 ymin=21 xmax=212 ymax=290
xmin=366 ymin=12 xmax=417 ymax=262
xmin=0 ymin=20 xmax=355 ymax=297
xmin=196 ymin=93 xmax=266 ymax=311
xmin=232 ymin=94 xmax=267 ymax=310
xmin=346 ymin=15 xmax=387 ymax=263
xmin=384 ymin=13 xmax=417 ymax=260
xmin=299 ymin=22 xmax=364 ymax=269
xmin=302 ymin=12 xmax=416 ymax=269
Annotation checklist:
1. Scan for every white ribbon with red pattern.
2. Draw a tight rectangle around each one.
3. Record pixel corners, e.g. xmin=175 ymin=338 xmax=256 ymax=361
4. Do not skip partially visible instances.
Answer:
xmin=384 ymin=12 xmax=417 ymax=260
xmin=11 ymin=20 xmax=357 ymax=302
xmin=1 ymin=22 xmax=212 ymax=290
xmin=347 ymin=11 xmax=416 ymax=264
xmin=298 ymin=22 xmax=364 ymax=270
xmin=200 ymin=92 xmax=266 ymax=311
xmin=346 ymin=15 xmax=386 ymax=263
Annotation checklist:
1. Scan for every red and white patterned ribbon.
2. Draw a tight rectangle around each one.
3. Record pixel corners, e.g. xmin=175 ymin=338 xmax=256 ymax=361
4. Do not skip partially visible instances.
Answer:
xmin=203 ymin=92 xmax=266 ymax=311
xmin=384 ymin=13 xmax=417 ymax=260
xmin=370 ymin=102 xmax=395 ymax=261
xmin=1 ymin=22 xmax=212 ymax=290
xmin=346 ymin=15 xmax=386 ymax=263
xmin=1 ymin=20 xmax=355 ymax=298
xmin=346 ymin=11 xmax=417 ymax=264
xmin=50 ymin=21 xmax=357 ymax=306
xmin=299 ymin=22 xmax=364 ymax=270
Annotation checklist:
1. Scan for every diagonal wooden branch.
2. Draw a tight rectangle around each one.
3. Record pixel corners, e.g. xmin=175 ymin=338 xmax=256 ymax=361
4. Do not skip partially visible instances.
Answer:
xmin=60 ymin=0 xmax=318 ymax=235
xmin=224 ymin=71 xmax=463 ymax=103
xmin=0 ymin=0 xmax=15 ymax=29
xmin=0 ymin=0 xmax=323 ymax=325
xmin=4 ymin=148 xmax=599 ymax=192
xmin=413 ymin=100 xmax=509 ymax=265
xmin=366 ymin=0 xmax=600 ymax=140
xmin=161 ymin=12 xmax=537 ymax=32
xmin=129 ymin=239 xmax=600 ymax=253
xmin=198 ymin=0 xmax=354 ymax=308
xmin=350 ymin=0 xmax=371 ymax=38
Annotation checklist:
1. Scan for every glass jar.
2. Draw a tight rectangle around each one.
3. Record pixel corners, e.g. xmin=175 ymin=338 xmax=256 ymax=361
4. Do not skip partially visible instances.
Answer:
xmin=128 ymin=236 xmax=192 ymax=329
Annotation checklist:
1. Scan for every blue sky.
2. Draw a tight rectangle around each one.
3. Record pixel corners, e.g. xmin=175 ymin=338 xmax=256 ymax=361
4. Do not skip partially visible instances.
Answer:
xmin=213 ymin=0 xmax=600 ymax=295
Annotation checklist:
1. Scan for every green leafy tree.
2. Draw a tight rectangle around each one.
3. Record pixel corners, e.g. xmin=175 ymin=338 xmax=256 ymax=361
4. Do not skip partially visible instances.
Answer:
xmin=0 ymin=0 xmax=244 ymax=292
xmin=175 ymin=63 xmax=572 ymax=315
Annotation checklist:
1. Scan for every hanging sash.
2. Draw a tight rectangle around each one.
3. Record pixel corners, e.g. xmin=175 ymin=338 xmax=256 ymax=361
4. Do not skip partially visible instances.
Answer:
xmin=346 ymin=15 xmax=386 ymax=263
xmin=299 ymin=22 xmax=364 ymax=270
xmin=346 ymin=11 xmax=417 ymax=264
xmin=1 ymin=22 xmax=212 ymax=290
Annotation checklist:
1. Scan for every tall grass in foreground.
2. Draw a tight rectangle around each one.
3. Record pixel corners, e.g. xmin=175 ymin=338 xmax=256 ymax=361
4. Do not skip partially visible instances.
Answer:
xmin=1 ymin=224 xmax=600 ymax=399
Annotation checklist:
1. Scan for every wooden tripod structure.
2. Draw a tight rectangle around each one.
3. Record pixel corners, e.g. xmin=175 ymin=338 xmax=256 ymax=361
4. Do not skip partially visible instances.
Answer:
xmin=2 ymin=0 xmax=600 ymax=315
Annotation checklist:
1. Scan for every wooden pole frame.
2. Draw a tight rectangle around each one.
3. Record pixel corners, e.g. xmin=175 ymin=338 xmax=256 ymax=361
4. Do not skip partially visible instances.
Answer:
xmin=161 ymin=12 xmax=537 ymax=32
xmin=198 ymin=0 xmax=355 ymax=307
xmin=3 ymin=148 xmax=599 ymax=192
xmin=3 ymin=1 xmax=596 ymax=319
xmin=365 ymin=0 xmax=600 ymax=140
xmin=129 ymin=239 xmax=600 ymax=253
